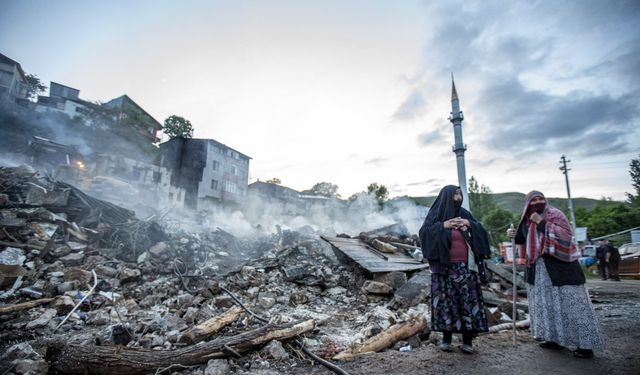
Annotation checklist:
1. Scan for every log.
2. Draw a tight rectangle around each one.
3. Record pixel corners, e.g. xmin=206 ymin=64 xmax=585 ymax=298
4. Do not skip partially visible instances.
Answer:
xmin=333 ymin=315 xmax=427 ymax=360
xmin=180 ymin=305 xmax=244 ymax=344
xmin=0 ymin=298 xmax=54 ymax=315
xmin=46 ymin=319 xmax=315 ymax=375
xmin=489 ymin=319 xmax=530 ymax=333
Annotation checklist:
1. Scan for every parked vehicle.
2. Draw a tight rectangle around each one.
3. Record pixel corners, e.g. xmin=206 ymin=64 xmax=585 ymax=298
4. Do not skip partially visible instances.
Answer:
xmin=579 ymin=244 xmax=598 ymax=267
xmin=618 ymin=242 xmax=640 ymax=278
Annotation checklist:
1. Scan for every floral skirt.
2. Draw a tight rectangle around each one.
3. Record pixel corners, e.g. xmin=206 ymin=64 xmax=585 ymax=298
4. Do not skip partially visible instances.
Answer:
xmin=527 ymin=258 xmax=604 ymax=350
xmin=430 ymin=262 xmax=488 ymax=333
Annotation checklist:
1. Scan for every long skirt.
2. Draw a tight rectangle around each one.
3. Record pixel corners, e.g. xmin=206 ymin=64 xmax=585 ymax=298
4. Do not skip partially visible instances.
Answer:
xmin=527 ymin=257 xmax=604 ymax=350
xmin=430 ymin=262 xmax=488 ymax=333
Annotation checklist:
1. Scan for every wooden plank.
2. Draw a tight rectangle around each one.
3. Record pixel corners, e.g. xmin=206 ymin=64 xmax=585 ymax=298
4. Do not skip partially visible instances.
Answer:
xmin=321 ymin=236 xmax=428 ymax=274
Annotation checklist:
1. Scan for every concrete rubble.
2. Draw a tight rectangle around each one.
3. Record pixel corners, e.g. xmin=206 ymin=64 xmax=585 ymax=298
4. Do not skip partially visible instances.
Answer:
xmin=0 ymin=165 xmax=529 ymax=374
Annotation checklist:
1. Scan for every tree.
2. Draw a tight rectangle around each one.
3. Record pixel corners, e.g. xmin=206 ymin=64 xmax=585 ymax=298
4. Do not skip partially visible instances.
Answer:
xmin=628 ymin=154 xmax=640 ymax=206
xmin=25 ymin=74 xmax=46 ymax=100
xmin=468 ymin=176 xmax=495 ymax=219
xmin=265 ymin=178 xmax=281 ymax=185
xmin=482 ymin=207 xmax=518 ymax=248
xmin=303 ymin=182 xmax=340 ymax=198
xmin=367 ymin=182 xmax=389 ymax=205
xmin=163 ymin=115 xmax=194 ymax=139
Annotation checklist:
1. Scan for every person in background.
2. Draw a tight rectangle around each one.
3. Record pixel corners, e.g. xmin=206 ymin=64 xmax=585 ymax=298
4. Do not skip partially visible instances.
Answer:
xmin=595 ymin=240 xmax=608 ymax=280
xmin=419 ymin=185 xmax=491 ymax=354
xmin=507 ymin=191 xmax=603 ymax=359
xmin=605 ymin=240 xmax=621 ymax=281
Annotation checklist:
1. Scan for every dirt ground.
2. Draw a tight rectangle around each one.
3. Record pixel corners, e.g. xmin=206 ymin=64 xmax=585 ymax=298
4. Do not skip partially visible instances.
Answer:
xmin=286 ymin=279 xmax=640 ymax=375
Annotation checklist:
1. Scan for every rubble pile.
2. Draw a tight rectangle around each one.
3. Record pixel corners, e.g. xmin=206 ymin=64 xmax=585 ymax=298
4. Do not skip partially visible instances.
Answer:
xmin=0 ymin=166 xmax=528 ymax=375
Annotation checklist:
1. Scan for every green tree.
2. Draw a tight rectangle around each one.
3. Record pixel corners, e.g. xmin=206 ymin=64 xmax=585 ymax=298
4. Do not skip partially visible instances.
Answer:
xmin=163 ymin=115 xmax=194 ymax=139
xmin=468 ymin=176 xmax=495 ymax=219
xmin=303 ymin=182 xmax=340 ymax=198
xmin=25 ymin=74 xmax=46 ymax=100
xmin=482 ymin=207 xmax=518 ymax=247
xmin=367 ymin=182 xmax=389 ymax=205
xmin=628 ymin=154 xmax=640 ymax=206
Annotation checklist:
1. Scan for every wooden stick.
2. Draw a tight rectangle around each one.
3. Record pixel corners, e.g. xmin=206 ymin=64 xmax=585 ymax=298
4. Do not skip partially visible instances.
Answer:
xmin=0 ymin=298 xmax=54 ymax=315
xmin=180 ymin=306 xmax=243 ymax=344
xmin=333 ymin=315 xmax=427 ymax=360
xmin=510 ymin=223 xmax=517 ymax=347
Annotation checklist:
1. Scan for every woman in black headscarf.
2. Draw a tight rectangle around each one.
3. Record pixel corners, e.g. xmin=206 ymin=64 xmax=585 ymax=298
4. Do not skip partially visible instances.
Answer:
xmin=419 ymin=185 xmax=490 ymax=353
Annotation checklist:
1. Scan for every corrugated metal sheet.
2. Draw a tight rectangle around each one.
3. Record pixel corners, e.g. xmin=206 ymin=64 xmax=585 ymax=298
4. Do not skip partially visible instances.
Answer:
xmin=321 ymin=236 xmax=428 ymax=274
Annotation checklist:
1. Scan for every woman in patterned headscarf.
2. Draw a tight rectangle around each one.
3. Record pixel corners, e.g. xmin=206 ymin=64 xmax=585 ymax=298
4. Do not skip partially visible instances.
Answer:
xmin=419 ymin=185 xmax=490 ymax=354
xmin=507 ymin=191 xmax=603 ymax=358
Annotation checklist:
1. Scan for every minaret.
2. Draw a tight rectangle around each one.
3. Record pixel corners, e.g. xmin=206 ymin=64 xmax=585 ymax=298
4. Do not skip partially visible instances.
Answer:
xmin=449 ymin=74 xmax=470 ymax=211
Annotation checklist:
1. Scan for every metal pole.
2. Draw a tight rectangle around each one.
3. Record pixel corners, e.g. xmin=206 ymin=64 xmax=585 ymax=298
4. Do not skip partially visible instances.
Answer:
xmin=510 ymin=223 xmax=517 ymax=346
xmin=559 ymin=155 xmax=577 ymax=236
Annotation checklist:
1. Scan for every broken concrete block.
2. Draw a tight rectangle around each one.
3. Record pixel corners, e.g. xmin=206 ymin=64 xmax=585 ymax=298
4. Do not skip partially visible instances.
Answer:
xmin=262 ymin=340 xmax=289 ymax=361
xmin=148 ymin=242 xmax=168 ymax=257
xmin=59 ymin=252 xmax=85 ymax=266
xmin=1 ymin=342 xmax=37 ymax=361
xmin=64 ymin=267 xmax=92 ymax=285
xmin=26 ymin=308 xmax=57 ymax=329
xmin=362 ymin=280 xmax=393 ymax=295
xmin=95 ymin=265 xmax=118 ymax=278
xmin=392 ymin=270 xmax=431 ymax=308
xmin=373 ymin=271 xmax=408 ymax=290
xmin=204 ymin=359 xmax=230 ymax=375
xmin=258 ymin=296 xmax=276 ymax=309
xmin=13 ymin=358 xmax=49 ymax=374
xmin=177 ymin=293 xmax=194 ymax=306
xmin=118 ymin=267 xmax=141 ymax=283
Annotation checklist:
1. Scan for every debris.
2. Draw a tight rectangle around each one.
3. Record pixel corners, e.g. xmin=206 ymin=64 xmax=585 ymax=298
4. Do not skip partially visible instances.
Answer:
xmin=46 ymin=319 xmax=316 ymax=375
xmin=180 ymin=306 xmax=244 ymax=344
xmin=333 ymin=315 xmax=428 ymax=360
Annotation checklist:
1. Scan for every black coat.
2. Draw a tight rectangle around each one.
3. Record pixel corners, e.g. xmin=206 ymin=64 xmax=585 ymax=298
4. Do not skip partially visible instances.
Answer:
xmin=418 ymin=185 xmax=491 ymax=265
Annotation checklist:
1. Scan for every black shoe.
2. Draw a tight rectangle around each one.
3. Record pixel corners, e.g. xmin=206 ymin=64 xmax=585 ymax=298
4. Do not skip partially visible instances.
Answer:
xmin=539 ymin=341 xmax=564 ymax=349
xmin=573 ymin=348 xmax=594 ymax=359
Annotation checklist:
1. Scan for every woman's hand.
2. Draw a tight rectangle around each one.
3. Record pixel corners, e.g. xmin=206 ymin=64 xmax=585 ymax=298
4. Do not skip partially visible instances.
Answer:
xmin=443 ymin=219 xmax=455 ymax=229
xmin=506 ymin=228 xmax=517 ymax=239
xmin=530 ymin=212 xmax=542 ymax=224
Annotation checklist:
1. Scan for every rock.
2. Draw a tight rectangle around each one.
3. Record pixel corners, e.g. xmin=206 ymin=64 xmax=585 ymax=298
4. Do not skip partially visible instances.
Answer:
xmin=183 ymin=306 xmax=199 ymax=324
xmin=326 ymin=286 xmax=347 ymax=298
xmin=373 ymin=271 xmax=408 ymax=290
xmin=212 ymin=295 xmax=234 ymax=308
xmin=26 ymin=309 xmax=57 ymax=329
xmin=258 ymin=296 xmax=276 ymax=309
xmin=167 ymin=329 xmax=181 ymax=343
xmin=204 ymin=359 xmax=230 ymax=375
xmin=262 ymin=340 xmax=289 ymax=361
xmin=392 ymin=270 xmax=431 ymax=307
xmin=59 ymin=252 xmax=85 ymax=266
xmin=149 ymin=242 xmax=169 ymax=257
xmin=118 ymin=267 xmax=141 ymax=283
xmin=51 ymin=295 xmax=75 ymax=316
xmin=177 ymin=293 xmax=194 ymax=306
xmin=289 ymin=292 xmax=308 ymax=306
xmin=362 ymin=280 xmax=393 ymax=295
xmin=86 ymin=310 xmax=110 ymax=326
xmin=64 ymin=267 xmax=92 ymax=285
xmin=151 ymin=334 xmax=165 ymax=347
xmin=95 ymin=265 xmax=118 ymax=278
xmin=1 ymin=342 xmax=37 ymax=361
xmin=56 ymin=281 xmax=78 ymax=295
xmin=13 ymin=358 xmax=49 ymax=374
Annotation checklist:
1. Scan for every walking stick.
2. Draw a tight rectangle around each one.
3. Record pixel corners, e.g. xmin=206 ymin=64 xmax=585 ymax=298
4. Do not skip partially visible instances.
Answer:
xmin=510 ymin=223 xmax=517 ymax=346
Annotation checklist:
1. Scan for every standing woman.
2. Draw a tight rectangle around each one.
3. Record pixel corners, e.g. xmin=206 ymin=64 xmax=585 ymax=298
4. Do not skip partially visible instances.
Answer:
xmin=419 ymin=185 xmax=490 ymax=353
xmin=507 ymin=191 xmax=603 ymax=358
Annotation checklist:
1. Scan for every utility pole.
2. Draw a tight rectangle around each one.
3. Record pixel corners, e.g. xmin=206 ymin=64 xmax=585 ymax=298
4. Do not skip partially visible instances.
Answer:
xmin=559 ymin=155 xmax=577 ymax=237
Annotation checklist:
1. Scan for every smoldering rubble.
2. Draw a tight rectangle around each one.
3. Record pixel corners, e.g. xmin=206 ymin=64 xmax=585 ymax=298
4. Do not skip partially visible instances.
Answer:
xmin=0 ymin=166 xmax=530 ymax=375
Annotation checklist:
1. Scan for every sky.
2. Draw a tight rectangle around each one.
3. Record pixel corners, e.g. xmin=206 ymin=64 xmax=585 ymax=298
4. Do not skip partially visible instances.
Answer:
xmin=1 ymin=0 xmax=639 ymax=201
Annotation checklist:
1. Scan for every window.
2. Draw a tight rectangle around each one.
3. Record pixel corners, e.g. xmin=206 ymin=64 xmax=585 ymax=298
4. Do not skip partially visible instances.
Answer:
xmin=223 ymin=180 xmax=237 ymax=194
xmin=212 ymin=160 xmax=220 ymax=171
xmin=211 ymin=179 xmax=218 ymax=190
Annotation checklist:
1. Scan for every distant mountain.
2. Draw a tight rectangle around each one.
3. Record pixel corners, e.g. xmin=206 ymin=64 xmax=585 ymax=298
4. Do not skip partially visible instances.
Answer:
xmin=410 ymin=192 xmax=618 ymax=214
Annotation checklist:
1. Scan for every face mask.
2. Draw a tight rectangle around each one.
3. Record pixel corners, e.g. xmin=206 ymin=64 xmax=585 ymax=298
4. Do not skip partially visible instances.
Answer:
xmin=454 ymin=200 xmax=462 ymax=209
xmin=530 ymin=202 xmax=545 ymax=214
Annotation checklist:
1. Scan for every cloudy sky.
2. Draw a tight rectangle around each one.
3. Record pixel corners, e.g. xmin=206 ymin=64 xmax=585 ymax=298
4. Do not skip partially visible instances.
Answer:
xmin=1 ymin=0 xmax=639 ymax=200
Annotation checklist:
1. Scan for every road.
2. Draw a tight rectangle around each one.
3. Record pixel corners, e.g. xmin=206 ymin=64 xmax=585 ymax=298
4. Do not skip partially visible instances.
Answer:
xmin=294 ymin=279 xmax=640 ymax=375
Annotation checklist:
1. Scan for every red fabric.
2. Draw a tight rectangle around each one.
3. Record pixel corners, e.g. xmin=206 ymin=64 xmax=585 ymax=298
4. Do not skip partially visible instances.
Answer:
xmin=449 ymin=229 xmax=468 ymax=262
xmin=520 ymin=191 xmax=580 ymax=265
